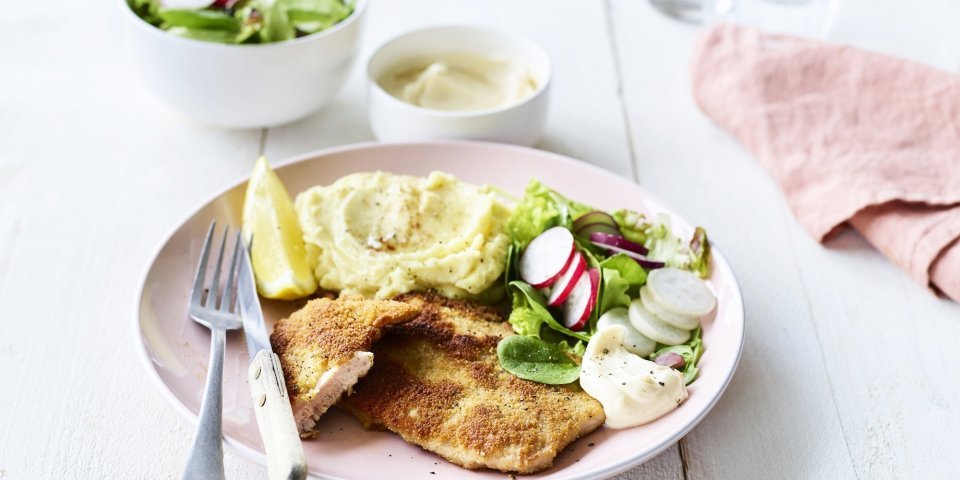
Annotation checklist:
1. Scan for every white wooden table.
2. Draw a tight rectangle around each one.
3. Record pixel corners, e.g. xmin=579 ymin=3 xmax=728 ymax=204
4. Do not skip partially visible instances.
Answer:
xmin=2 ymin=0 xmax=959 ymax=478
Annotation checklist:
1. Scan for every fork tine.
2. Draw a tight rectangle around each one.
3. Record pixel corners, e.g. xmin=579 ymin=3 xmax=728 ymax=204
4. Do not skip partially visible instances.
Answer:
xmin=221 ymin=231 xmax=243 ymax=313
xmin=208 ymin=225 xmax=229 ymax=309
xmin=189 ymin=221 xmax=217 ymax=307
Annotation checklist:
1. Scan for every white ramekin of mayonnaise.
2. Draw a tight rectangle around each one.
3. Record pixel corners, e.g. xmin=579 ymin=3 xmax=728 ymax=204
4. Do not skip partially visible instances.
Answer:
xmin=367 ymin=26 xmax=552 ymax=146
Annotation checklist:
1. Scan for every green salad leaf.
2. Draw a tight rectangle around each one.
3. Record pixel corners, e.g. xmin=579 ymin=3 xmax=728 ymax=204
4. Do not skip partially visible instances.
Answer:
xmin=286 ymin=0 xmax=353 ymax=33
xmin=507 ymin=185 xmax=563 ymax=250
xmin=500 ymin=179 xmax=711 ymax=386
xmin=597 ymin=253 xmax=648 ymax=314
xmin=688 ymin=227 xmax=711 ymax=278
xmin=612 ymin=209 xmax=650 ymax=245
xmin=253 ymin=0 xmax=295 ymax=42
xmin=497 ymin=335 xmax=581 ymax=384
xmin=507 ymin=281 xmax=591 ymax=342
xmin=159 ymin=9 xmax=241 ymax=31
xmin=507 ymin=179 xmax=595 ymax=250
xmin=613 ymin=209 xmax=712 ymax=278
xmin=129 ymin=0 xmax=162 ymax=26
xmin=650 ymin=326 xmax=704 ymax=385
xmin=127 ymin=0 xmax=354 ymax=44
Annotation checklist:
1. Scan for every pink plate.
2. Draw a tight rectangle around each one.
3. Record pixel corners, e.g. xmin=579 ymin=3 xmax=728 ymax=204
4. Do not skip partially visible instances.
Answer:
xmin=135 ymin=141 xmax=744 ymax=479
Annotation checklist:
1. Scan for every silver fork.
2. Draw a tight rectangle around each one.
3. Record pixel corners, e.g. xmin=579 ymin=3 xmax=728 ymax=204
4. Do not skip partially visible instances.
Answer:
xmin=182 ymin=221 xmax=243 ymax=480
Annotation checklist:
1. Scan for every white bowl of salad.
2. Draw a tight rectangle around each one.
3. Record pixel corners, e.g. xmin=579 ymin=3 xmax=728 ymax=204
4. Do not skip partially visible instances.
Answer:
xmin=120 ymin=0 xmax=367 ymax=129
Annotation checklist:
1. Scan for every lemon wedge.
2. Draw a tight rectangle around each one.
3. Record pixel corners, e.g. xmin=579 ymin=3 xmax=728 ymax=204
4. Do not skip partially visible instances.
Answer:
xmin=242 ymin=156 xmax=318 ymax=300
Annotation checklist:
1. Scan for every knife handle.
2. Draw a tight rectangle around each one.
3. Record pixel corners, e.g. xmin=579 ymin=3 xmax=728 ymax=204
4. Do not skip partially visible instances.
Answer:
xmin=248 ymin=350 xmax=307 ymax=480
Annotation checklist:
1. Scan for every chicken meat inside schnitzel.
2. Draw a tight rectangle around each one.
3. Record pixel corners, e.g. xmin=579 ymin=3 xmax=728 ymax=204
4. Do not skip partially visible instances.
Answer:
xmin=270 ymin=296 xmax=421 ymax=436
xmin=340 ymin=292 xmax=606 ymax=474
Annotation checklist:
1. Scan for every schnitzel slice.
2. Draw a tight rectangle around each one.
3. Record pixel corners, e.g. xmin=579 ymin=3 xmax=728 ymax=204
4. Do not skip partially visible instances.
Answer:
xmin=270 ymin=295 xmax=421 ymax=436
xmin=340 ymin=292 xmax=605 ymax=474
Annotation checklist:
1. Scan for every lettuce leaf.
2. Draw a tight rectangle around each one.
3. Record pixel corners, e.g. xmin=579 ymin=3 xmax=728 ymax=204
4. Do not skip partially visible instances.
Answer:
xmin=598 ymin=268 xmax=631 ymax=315
xmin=597 ymin=253 xmax=648 ymax=314
xmin=159 ymin=9 xmax=241 ymax=31
xmin=688 ymin=227 xmax=711 ymax=278
xmin=507 ymin=179 xmax=595 ymax=250
xmin=286 ymin=0 xmax=353 ymax=33
xmin=613 ymin=209 xmax=712 ymax=278
xmin=128 ymin=0 xmax=353 ymax=44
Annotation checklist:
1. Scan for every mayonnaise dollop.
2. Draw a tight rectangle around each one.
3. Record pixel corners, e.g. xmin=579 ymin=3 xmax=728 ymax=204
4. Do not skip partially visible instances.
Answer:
xmin=580 ymin=325 xmax=688 ymax=428
xmin=378 ymin=53 xmax=538 ymax=112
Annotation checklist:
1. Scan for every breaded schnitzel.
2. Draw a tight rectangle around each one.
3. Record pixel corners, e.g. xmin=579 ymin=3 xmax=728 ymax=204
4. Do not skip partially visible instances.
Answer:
xmin=270 ymin=296 xmax=421 ymax=436
xmin=340 ymin=292 xmax=605 ymax=474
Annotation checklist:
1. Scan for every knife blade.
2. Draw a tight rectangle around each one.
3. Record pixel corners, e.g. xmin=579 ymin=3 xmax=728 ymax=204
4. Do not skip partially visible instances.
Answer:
xmin=237 ymin=239 xmax=307 ymax=480
xmin=237 ymin=241 xmax=271 ymax=359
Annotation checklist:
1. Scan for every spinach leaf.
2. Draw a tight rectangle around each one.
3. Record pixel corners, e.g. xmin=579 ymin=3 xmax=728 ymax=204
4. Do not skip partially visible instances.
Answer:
xmin=508 ymin=281 xmax=591 ymax=342
xmin=497 ymin=335 xmax=580 ymax=384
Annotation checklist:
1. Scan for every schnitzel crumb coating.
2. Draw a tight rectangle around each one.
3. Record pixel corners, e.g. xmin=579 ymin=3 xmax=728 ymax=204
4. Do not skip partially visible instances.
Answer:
xmin=270 ymin=295 xmax=421 ymax=436
xmin=339 ymin=292 xmax=605 ymax=473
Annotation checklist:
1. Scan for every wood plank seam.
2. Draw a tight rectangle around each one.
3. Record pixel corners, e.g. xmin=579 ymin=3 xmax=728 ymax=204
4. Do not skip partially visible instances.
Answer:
xmin=678 ymin=438 xmax=690 ymax=480
xmin=259 ymin=128 xmax=270 ymax=156
xmin=603 ymin=0 xmax=641 ymax=184
xmin=604 ymin=2 xmax=687 ymax=478
xmin=778 ymin=205 xmax=862 ymax=480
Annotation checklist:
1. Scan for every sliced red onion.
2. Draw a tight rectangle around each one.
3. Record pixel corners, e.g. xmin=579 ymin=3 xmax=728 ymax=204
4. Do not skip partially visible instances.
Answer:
xmin=594 ymin=243 xmax=665 ymax=269
xmin=654 ymin=352 xmax=685 ymax=369
xmin=589 ymin=231 xmax=648 ymax=255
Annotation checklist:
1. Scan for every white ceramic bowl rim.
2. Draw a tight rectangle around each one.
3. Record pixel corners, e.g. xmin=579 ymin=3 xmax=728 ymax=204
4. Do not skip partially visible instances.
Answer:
xmin=366 ymin=25 xmax=554 ymax=118
xmin=118 ymin=0 xmax=368 ymax=49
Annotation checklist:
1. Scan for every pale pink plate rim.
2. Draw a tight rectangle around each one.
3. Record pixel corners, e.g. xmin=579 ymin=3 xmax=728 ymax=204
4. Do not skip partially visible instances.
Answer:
xmin=133 ymin=140 xmax=745 ymax=479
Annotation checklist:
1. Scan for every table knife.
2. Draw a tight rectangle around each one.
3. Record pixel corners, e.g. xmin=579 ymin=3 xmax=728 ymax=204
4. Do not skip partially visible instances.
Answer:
xmin=237 ymin=242 xmax=307 ymax=480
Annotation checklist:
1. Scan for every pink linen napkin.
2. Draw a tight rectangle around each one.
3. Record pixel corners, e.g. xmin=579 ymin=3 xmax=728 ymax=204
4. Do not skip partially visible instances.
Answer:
xmin=690 ymin=24 xmax=960 ymax=302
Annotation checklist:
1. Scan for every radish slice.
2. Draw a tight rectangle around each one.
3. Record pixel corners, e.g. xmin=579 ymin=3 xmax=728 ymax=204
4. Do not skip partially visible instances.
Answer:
xmin=628 ymin=299 xmax=690 ymax=345
xmin=640 ymin=286 xmax=700 ymax=330
xmin=598 ymin=308 xmax=656 ymax=356
xmin=519 ymin=227 xmax=575 ymax=288
xmin=596 ymin=243 xmax=665 ymax=269
xmin=646 ymin=268 xmax=717 ymax=317
xmin=589 ymin=231 xmax=648 ymax=255
xmin=654 ymin=352 xmax=685 ymax=369
xmin=573 ymin=211 xmax=618 ymax=231
xmin=563 ymin=268 xmax=599 ymax=331
xmin=547 ymin=252 xmax=586 ymax=307
xmin=575 ymin=222 xmax=621 ymax=238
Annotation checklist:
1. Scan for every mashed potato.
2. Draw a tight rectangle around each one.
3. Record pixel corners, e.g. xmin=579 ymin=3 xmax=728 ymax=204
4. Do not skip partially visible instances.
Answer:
xmin=295 ymin=171 xmax=511 ymax=299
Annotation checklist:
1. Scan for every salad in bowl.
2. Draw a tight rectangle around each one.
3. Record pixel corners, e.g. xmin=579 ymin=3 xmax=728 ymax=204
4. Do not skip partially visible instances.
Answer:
xmin=128 ymin=0 xmax=355 ymax=44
